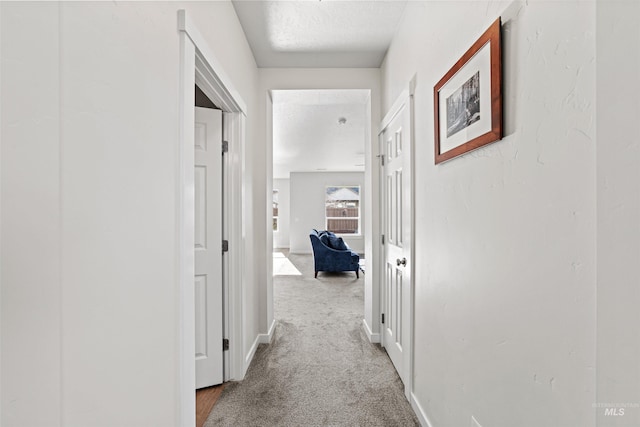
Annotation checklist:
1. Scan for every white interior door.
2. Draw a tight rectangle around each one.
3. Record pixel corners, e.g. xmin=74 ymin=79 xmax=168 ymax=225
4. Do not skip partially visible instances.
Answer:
xmin=380 ymin=96 xmax=412 ymax=387
xmin=194 ymin=106 xmax=224 ymax=389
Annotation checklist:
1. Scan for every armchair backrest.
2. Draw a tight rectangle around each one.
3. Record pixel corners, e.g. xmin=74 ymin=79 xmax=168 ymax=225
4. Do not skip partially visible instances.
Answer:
xmin=309 ymin=229 xmax=350 ymax=253
xmin=309 ymin=229 xmax=327 ymax=253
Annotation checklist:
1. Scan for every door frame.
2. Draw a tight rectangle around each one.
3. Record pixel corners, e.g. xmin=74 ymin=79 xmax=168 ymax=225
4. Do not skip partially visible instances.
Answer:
xmin=178 ymin=10 xmax=246 ymax=427
xmin=266 ymin=85 xmax=380 ymax=346
xmin=378 ymin=88 xmax=415 ymax=401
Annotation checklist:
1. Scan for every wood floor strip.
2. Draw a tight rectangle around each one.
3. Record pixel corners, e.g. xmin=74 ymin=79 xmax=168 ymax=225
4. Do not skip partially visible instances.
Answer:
xmin=196 ymin=384 xmax=225 ymax=427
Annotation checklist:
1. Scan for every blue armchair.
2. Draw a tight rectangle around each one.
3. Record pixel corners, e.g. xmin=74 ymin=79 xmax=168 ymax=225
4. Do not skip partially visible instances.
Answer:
xmin=309 ymin=229 xmax=360 ymax=278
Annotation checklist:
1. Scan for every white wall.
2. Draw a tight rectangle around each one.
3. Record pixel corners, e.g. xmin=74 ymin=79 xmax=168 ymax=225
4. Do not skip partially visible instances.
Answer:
xmin=0 ymin=5 xmax=3 ymax=423
xmin=273 ymin=178 xmax=290 ymax=249
xmin=382 ymin=1 xmax=596 ymax=426
xmin=596 ymin=1 xmax=640 ymax=425
xmin=1 ymin=2 xmax=260 ymax=426
xmin=289 ymin=172 xmax=365 ymax=254
xmin=1 ymin=4 xmax=62 ymax=425
xmin=258 ymin=68 xmax=382 ymax=345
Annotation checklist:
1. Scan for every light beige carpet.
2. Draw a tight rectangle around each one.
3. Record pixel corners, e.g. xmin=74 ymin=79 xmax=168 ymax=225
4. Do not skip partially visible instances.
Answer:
xmin=205 ymin=253 xmax=419 ymax=426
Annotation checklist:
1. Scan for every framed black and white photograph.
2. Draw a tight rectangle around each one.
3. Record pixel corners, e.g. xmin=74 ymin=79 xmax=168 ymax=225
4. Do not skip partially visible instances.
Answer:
xmin=434 ymin=18 xmax=503 ymax=164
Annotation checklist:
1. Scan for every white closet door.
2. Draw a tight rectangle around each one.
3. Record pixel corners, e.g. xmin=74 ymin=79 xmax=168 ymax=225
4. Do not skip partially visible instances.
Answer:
xmin=194 ymin=107 xmax=223 ymax=389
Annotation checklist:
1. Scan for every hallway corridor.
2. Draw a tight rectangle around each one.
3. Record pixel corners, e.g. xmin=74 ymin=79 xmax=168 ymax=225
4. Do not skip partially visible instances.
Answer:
xmin=205 ymin=253 xmax=418 ymax=426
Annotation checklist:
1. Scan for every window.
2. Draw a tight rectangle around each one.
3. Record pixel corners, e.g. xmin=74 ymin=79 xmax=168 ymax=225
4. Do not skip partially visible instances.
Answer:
xmin=325 ymin=186 xmax=360 ymax=234
xmin=272 ymin=189 xmax=279 ymax=231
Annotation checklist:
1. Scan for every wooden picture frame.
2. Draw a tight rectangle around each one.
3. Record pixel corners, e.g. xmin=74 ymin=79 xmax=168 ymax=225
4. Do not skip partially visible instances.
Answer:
xmin=434 ymin=18 xmax=503 ymax=164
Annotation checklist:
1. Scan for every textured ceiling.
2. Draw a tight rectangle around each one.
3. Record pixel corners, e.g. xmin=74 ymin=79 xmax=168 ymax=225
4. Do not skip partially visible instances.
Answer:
xmin=272 ymin=90 xmax=369 ymax=179
xmin=232 ymin=1 xmax=407 ymax=68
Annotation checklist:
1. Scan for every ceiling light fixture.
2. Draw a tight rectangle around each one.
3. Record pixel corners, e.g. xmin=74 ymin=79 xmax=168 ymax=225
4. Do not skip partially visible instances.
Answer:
xmin=338 ymin=117 xmax=347 ymax=125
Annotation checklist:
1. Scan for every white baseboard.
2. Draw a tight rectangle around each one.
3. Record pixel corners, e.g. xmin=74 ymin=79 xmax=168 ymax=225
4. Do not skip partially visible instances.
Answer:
xmin=411 ymin=392 xmax=434 ymax=427
xmin=362 ymin=318 xmax=380 ymax=343
xmin=243 ymin=320 xmax=277 ymax=376
xmin=259 ymin=319 xmax=276 ymax=344
xmin=243 ymin=335 xmax=260 ymax=377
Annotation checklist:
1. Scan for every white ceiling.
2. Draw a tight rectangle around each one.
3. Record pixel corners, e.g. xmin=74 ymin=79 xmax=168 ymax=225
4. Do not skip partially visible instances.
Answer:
xmin=272 ymin=89 xmax=369 ymax=179
xmin=232 ymin=1 xmax=408 ymax=68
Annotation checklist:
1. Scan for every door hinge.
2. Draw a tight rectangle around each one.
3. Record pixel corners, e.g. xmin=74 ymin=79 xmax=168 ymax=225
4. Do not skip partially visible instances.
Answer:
xmin=381 ymin=313 xmax=385 ymax=324
xmin=380 ymin=154 xmax=385 ymax=166
xmin=222 ymin=240 xmax=229 ymax=252
xmin=223 ymin=338 xmax=229 ymax=351
xmin=381 ymin=234 xmax=385 ymax=245
xmin=222 ymin=140 xmax=229 ymax=153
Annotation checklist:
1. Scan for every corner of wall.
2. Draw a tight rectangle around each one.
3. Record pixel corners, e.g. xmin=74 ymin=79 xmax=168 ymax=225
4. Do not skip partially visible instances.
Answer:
xmin=362 ymin=319 xmax=380 ymax=343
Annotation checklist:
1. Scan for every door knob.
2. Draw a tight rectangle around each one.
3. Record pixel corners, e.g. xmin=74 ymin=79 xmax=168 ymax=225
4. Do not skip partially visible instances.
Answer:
xmin=396 ymin=257 xmax=407 ymax=267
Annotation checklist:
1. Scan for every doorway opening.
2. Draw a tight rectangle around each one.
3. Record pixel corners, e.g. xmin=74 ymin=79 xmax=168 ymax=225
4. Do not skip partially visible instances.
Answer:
xmin=269 ymin=88 xmax=370 ymax=336
xmin=271 ymin=89 xmax=369 ymax=254
xmin=178 ymin=10 xmax=247 ymax=427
